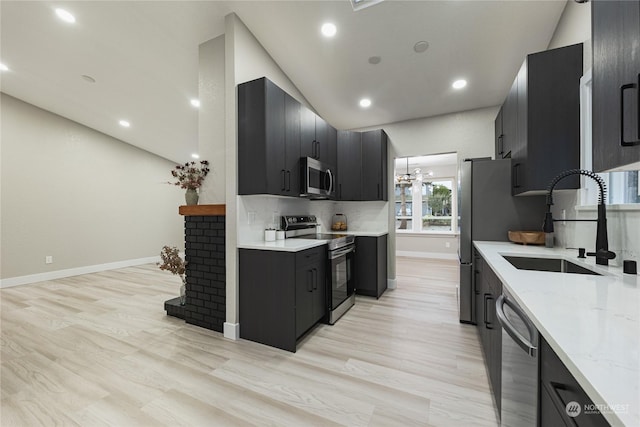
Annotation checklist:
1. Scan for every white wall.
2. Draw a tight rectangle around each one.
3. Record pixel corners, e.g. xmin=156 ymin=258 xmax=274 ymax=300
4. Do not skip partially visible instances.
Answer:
xmin=545 ymin=0 xmax=640 ymax=262
xmin=376 ymin=107 xmax=496 ymax=266
xmin=0 ymin=93 xmax=184 ymax=284
xmin=381 ymin=106 xmax=498 ymax=161
xmin=224 ymin=13 xmax=311 ymax=336
xmin=198 ymin=35 xmax=226 ymax=204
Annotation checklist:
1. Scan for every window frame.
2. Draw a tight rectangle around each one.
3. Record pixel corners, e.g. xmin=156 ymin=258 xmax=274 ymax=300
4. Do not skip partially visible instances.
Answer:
xmin=395 ymin=174 xmax=458 ymax=235
xmin=579 ymin=69 xmax=640 ymax=211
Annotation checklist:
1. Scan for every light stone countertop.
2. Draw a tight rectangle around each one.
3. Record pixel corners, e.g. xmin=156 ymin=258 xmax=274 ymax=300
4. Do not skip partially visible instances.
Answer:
xmin=322 ymin=230 xmax=388 ymax=237
xmin=237 ymin=238 xmax=328 ymax=252
xmin=238 ymin=231 xmax=388 ymax=252
xmin=474 ymin=241 xmax=639 ymax=427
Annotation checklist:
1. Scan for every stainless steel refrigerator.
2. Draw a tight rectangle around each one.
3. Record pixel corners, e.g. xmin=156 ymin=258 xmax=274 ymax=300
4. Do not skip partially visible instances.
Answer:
xmin=458 ymin=158 xmax=546 ymax=324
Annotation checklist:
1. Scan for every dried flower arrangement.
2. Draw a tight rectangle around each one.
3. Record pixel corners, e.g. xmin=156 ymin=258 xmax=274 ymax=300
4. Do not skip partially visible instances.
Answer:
xmin=170 ymin=160 xmax=210 ymax=190
xmin=157 ymin=245 xmax=187 ymax=305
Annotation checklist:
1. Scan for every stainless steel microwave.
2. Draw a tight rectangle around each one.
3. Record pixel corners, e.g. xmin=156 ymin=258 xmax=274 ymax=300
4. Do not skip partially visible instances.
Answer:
xmin=300 ymin=157 xmax=334 ymax=199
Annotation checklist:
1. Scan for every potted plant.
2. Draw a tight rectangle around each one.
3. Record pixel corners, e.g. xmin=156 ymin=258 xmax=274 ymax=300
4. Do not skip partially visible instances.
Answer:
xmin=157 ymin=246 xmax=187 ymax=305
xmin=169 ymin=160 xmax=210 ymax=205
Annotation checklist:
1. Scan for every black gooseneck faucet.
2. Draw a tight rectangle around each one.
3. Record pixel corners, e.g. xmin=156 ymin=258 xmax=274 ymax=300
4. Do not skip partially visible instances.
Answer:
xmin=542 ymin=169 xmax=616 ymax=266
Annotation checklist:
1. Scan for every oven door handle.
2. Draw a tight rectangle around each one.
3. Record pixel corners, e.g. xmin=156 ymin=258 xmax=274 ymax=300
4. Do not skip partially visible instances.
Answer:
xmin=329 ymin=246 xmax=355 ymax=260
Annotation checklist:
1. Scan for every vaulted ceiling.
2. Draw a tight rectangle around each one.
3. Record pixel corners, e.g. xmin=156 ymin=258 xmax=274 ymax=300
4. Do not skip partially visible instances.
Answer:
xmin=0 ymin=1 xmax=569 ymax=162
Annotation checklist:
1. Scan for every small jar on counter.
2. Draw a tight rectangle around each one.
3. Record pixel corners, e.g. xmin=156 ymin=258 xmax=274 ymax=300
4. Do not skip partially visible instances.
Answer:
xmin=331 ymin=214 xmax=347 ymax=231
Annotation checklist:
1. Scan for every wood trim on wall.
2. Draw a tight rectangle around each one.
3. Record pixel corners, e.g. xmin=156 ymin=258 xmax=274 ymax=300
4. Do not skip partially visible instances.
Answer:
xmin=178 ymin=204 xmax=226 ymax=216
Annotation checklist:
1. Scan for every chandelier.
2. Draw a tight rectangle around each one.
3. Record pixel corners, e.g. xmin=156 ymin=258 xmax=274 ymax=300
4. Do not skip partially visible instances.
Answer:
xmin=396 ymin=157 xmax=417 ymax=184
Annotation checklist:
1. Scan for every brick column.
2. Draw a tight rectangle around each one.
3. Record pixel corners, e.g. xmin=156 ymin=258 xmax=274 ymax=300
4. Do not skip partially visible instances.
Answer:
xmin=179 ymin=206 xmax=226 ymax=333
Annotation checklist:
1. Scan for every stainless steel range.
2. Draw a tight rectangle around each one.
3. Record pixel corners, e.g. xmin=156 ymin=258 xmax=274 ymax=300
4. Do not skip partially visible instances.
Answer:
xmin=281 ymin=215 xmax=356 ymax=324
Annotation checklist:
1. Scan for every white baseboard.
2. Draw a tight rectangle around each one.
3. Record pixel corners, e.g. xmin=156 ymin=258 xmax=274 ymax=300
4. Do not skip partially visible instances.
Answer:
xmin=396 ymin=250 xmax=458 ymax=260
xmin=0 ymin=256 xmax=160 ymax=288
xmin=224 ymin=322 xmax=239 ymax=340
xmin=387 ymin=278 xmax=397 ymax=289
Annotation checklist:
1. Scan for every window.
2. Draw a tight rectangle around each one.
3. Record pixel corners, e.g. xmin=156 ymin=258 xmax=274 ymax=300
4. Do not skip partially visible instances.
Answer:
xmin=581 ymin=69 xmax=640 ymax=206
xmin=394 ymin=154 xmax=458 ymax=232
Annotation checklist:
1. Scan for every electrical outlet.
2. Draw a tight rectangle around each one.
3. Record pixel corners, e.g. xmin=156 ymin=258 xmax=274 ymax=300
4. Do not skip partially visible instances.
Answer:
xmin=247 ymin=211 xmax=256 ymax=225
xmin=45 ymin=256 xmax=53 ymax=264
xmin=445 ymin=241 xmax=451 ymax=248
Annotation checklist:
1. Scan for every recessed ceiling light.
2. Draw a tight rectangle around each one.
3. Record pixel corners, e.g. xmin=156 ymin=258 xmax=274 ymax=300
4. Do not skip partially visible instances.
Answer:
xmin=55 ymin=8 xmax=76 ymax=24
xmin=81 ymin=74 xmax=96 ymax=83
xmin=359 ymin=98 xmax=372 ymax=108
xmin=368 ymin=56 xmax=381 ymax=65
xmin=413 ymin=41 xmax=430 ymax=53
xmin=119 ymin=120 xmax=130 ymax=128
xmin=0 ymin=63 xmax=8 ymax=72
xmin=321 ymin=23 xmax=337 ymax=38
xmin=452 ymin=79 xmax=467 ymax=89
xmin=191 ymin=153 xmax=200 ymax=159
xmin=190 ymin=99 xmax=200 ymax=108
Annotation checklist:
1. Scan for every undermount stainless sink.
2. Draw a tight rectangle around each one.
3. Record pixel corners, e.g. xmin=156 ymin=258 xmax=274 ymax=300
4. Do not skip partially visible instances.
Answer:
xmin=503 ymin=256 xmax=602 ymax=276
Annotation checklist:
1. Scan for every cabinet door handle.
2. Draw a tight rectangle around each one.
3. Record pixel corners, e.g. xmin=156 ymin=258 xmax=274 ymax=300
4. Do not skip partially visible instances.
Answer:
xmin=312 ymin=268 xmax=318 ymax=290
xmin=473 ymin=269 xmax=480 ymax=295
xmin=498 ymin=135 xmax=504 ymax=156
xmin=315 ymin=141 xmax=321 ymax=159
xmin=548 ymin=381 xmax=579 ymax=427
xmin=483 ymin=293 xmax=494 ymax=329
xmin=281 ymin=169 xmax=286 ymax=191
xmin=620 ymin=80 xmax=640 ymax=147
xmin=512 ymin=163 xmax=521 ymax=189
xmin=286 ymin=170 xmax=291 ymax=191
xmin=307 ymin=270 xmax=313 ymax=292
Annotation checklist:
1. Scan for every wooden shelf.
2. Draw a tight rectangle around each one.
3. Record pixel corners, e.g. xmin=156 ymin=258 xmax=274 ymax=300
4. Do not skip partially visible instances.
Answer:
xmin=178 ymin=204 xmax=226 ymax=216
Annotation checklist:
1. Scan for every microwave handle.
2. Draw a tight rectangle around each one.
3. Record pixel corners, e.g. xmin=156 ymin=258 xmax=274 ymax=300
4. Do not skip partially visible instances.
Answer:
xmin=327 ymin=169 xmax=334 ymax=194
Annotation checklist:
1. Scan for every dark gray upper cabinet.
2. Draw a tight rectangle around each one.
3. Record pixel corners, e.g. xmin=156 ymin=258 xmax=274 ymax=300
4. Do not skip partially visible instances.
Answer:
xmin=238 ymin=77 xmax=386 ymax=200
xmin=336 ymin=129 xmax=388 ymax=201
xmin=301 ymin=106 xmax=337 ymax=168
xmin=284 ymin=93 xmax=301 ymax=196
xmin=502 ymin=79 xmax=519 ymax=160
xmin=238 ymin=77 xmax=300 ymax=196
xmin=504 ymin=44 xmax=583 ymax=195
xmin=494 ymin=107 xmax=504 ymax=159
xmin=592 ymin=0 xmax=640 ymax=172
xmin=361 ymin=130 xmax=388 ymax=201
xmin=336 ymin=130 xmax=362 ymax=201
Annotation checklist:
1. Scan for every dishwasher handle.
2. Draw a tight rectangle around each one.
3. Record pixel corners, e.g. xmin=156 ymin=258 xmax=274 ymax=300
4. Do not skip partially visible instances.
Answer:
xmin=496 ymin=294 xmax=538 ymax=358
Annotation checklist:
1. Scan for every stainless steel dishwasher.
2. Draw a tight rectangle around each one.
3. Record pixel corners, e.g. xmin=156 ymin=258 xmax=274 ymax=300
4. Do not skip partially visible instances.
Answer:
xmin=496 ymin=288 xmax=539 ymax=427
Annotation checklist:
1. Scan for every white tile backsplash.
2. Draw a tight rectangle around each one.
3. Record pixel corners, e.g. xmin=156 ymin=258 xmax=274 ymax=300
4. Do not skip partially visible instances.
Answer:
xmin=237 ymin=195 xmax=389 ymax=242
xmin=551 ymin=190 xmax=640 ymax=265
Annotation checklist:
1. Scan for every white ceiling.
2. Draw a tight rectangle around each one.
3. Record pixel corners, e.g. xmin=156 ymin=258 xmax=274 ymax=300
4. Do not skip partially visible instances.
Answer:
xmin=0 ymin=1 xmax=568 ymax=163
xmin=395 ymin=152 xmax=458 ymax=172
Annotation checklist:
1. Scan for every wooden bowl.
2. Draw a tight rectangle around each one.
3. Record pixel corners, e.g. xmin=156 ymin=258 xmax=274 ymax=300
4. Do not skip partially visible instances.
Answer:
xmin=508 ymin=230 xmax=545 ymax=245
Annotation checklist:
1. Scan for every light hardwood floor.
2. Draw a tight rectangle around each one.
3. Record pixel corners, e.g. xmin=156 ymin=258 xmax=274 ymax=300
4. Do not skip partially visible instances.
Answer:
xmin=1 ymin=256 xmax=498 ymax=426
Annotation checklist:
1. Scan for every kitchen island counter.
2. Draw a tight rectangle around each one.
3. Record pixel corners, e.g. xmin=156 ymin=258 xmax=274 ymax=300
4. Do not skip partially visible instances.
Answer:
xmin=474 ymin=241 xmax=639 ymax=427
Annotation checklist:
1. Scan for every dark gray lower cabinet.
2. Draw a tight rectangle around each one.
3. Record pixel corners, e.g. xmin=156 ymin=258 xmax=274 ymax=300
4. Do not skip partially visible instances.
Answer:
xmin=295 ymin=247 xmax=326 ymax=338
xmin=476 ymin=251 xmax=502 ymax=413
xmin=239 ymin=246 xmax=326 ymax=352
xmin=355 ymin=235 xmax=387 ymax=298
xmin=540 ymin=336 xmax=610 ymax=427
